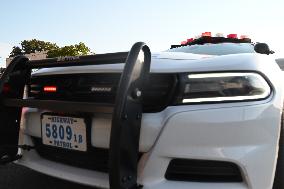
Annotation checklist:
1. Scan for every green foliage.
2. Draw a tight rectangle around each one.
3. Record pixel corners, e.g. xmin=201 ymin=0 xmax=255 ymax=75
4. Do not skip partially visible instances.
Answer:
xmin=10 ymin=46 xmax=23 ymax=57
xmin=9 ymin=39 xmax=58 ymax=57
xmin=21 ymin=39 xmax=58 ymax=54
xmin=9 ymin=39 xmax=91 ymax=58
xmin=47 ymin=42 xmax=91 ymax=58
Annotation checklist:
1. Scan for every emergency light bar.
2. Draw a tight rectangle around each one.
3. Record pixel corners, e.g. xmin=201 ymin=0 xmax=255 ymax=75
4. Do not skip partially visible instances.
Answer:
xmin=175 ymin=32 xmax=251 ymax=48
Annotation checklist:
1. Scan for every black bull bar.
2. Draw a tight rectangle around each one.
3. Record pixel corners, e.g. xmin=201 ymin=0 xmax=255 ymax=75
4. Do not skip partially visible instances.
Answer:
xmin=0 ymin=42 xmax=151 ymax=189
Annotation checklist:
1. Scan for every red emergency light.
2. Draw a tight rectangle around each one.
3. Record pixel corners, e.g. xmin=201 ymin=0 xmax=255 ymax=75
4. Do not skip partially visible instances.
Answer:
xmin=202 ymin=32 xmax=211 ymax=37
xmin=43 ymin=86 xmax=57 ymax=93
xmin=227 ymin=34 xmax=238 ymax=39
xmin=187 ymin=38 xmax=194 ymax=43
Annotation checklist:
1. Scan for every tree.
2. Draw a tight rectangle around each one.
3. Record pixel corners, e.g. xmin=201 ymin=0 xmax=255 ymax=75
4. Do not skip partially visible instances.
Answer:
xmin=10 ymin=46 xmax=23 ymax=57
xmin=9 ymin=39 xmax=91 ymax=58
xmin=47 ymin=42 xmax=91 ymax=58
xmin=20 ymin=39 xmax=58 ymax=54
xmin=9 ymin=39 xmax=58 ymax=57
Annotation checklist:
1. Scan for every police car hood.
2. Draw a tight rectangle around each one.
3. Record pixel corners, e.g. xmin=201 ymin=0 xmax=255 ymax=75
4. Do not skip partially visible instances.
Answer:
xmin=32 ymin=51 xmax=278 ymax=76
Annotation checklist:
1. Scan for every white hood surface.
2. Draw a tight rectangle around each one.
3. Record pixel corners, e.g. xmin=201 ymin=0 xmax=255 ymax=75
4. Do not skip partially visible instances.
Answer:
xmin=32 ymin=52 xmax=279 ymax=76
xmin=151 ymin=51 xmax=214 ymax=60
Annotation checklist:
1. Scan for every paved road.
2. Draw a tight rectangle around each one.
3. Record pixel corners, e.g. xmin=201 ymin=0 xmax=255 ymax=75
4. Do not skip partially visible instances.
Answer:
xmin=0 ymin=164 xmax=95 ymax=189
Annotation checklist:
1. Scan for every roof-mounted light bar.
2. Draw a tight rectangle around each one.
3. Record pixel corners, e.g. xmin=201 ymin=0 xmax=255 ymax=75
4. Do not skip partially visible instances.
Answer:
xmin=173 ymin=32 xmax=251 ymax=49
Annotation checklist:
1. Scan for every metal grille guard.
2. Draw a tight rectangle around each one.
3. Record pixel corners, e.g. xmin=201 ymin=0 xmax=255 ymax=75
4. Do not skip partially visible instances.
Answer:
xmin=0 ymin=42 xmax=151 ymax=189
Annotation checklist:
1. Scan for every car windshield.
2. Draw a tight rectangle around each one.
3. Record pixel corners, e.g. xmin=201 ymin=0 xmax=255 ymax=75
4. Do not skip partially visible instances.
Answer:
xmin=167 ymin=43 xmax=255 ymax=55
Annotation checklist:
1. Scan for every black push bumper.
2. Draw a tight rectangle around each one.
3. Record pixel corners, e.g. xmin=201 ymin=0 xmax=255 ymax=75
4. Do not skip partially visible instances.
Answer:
xmin=0 ymin=42 xmax=151 ymax=189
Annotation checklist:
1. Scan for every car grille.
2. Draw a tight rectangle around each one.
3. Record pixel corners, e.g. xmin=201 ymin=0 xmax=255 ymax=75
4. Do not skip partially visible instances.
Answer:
xmin=32 ymin=137 xmax=143 ymax=173
xmin=32 ymin=137 xmax=110 ymax=172
xmin=28 ymin=73 xmax=177 ymax=112
xmin=165 ymin=159 xmax=243 ymax=182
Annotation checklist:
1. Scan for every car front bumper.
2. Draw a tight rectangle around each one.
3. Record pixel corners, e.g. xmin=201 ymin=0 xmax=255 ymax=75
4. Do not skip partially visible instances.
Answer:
xmin=17 ymin=97 xmax=282 ymax=189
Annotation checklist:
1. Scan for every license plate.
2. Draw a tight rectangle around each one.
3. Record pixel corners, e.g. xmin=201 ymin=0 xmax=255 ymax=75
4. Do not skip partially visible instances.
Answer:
xmin=41 ymin=115 xmax=87 ymax=152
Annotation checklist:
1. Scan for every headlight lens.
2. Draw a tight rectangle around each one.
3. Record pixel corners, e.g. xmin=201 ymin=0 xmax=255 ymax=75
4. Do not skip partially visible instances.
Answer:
xmin=181 ymin=72 xmax=271 ymax=103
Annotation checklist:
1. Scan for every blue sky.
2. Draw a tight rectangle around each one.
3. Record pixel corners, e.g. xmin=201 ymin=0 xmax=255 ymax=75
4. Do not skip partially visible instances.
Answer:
xmin=0 ymin=0 xmax=284 ymax=67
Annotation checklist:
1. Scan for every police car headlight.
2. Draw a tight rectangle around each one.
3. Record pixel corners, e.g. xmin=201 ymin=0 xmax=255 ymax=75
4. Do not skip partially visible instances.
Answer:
xmin=180 ymin=72 xmax=271 ymax=103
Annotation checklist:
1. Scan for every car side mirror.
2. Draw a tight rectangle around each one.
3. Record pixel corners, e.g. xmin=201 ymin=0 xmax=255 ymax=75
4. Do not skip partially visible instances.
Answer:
xmin=254 ymin=43 xmax=274 ymax=55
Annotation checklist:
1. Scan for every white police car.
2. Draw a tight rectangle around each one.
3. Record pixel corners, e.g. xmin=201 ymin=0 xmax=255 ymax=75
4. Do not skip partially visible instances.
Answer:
xmin=0 ymin=33 xmax=283 ymax=189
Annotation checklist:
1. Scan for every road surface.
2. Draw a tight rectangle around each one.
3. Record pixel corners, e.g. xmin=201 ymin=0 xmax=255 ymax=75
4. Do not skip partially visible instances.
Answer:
xmin=0 ymin=164 xmax=95 ymax=189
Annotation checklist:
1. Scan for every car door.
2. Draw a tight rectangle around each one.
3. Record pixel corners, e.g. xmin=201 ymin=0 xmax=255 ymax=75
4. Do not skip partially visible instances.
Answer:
xmin=0 ymin=56 xmax=29 ymax=164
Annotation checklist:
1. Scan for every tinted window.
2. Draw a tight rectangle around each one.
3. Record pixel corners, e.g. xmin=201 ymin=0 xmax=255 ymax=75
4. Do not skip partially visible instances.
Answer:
xmin=167 ymin=43 xmax=255 ymax=55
